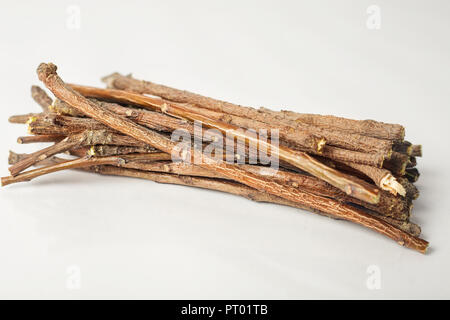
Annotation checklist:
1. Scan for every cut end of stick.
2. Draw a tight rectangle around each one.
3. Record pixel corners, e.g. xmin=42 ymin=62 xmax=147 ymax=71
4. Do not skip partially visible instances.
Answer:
xmin=380 ymin=174 xmax=406 ymax=197
xmin=37 ymin=63 xmax=58 ymax=82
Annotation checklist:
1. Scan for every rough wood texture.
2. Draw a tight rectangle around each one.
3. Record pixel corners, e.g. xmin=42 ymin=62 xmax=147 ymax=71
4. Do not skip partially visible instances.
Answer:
xmin=102 ymin=72 xmax=404 ymax=141
xmin=31 ymin=85 xmax=52 ymax=111
xmin=17 ymin=134 xmax=65 ymax=144
xmin=411 ymin=145 xmax=422 ymax=157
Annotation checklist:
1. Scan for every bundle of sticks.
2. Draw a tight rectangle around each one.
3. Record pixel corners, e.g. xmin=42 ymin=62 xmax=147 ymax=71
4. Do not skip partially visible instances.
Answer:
xmin=3 ymin=63 xmax=427 ymax=253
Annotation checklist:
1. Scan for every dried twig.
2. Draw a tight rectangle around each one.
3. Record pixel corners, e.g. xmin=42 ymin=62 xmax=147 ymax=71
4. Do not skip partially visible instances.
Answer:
xmin=31 ymin=85 xmax=52 ymax=111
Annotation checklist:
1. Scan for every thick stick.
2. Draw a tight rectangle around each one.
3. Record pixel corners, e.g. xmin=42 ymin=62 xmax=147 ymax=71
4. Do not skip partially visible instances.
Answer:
xmin=69 ymin=82 xmax=380 ymax=203
xmin=102 ymin=73 xmax=404 ymax=141
xmin=383 ymin=151 xmax=409 ymax=176
xmin=393 ymin=140 xmax=412 ymax=156
xmin=174 ymin=101 xmax=392 ymax=155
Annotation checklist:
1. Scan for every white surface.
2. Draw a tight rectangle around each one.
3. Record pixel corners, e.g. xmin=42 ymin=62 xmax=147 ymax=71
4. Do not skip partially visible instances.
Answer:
xmin=0 ymin=0 xmax=449 ymax=299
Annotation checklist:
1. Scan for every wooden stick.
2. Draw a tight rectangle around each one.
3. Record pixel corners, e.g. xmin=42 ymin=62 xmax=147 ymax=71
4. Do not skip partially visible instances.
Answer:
xmin=8 ymin=113 xmax=39 ymax=124
xmin=102 ymin=72 xmax=405 ymax=141
xmin=405 ymin=168 xmax=420 ymax=183
xmin=411 ymin=145 xmax=422 ymax=157
xmin=384 ymin=151 xmax=409 ymax=176
xmin=31 ymin=85 xmax=52 ymax=111
xmin=335 ymin=161 xmax=405 ymax=196
xmin=393 ymin=140 xmax=412 ymax=155
xmin=17 ymin=134 xmax=65 ymax=144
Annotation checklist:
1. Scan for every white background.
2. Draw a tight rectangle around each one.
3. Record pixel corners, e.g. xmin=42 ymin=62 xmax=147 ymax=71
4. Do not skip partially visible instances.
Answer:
xmin=0 ymin=0 xmax=449 ymax=299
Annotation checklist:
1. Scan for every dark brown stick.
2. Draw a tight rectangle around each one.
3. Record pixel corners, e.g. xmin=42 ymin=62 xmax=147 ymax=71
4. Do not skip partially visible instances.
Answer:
xmin=383 ymin=151 xmax=409 ymax=176
xmin=393 ymin=140 xmax=412 ymax=155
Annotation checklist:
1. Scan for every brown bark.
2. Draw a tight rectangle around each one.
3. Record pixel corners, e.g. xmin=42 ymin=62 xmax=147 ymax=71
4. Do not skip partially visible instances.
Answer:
xmin=72 ymin=84 xmax=326 ymax=154
xmin=393 ymin=140 xmax=412 ymax=155
xmin=101 ymin=75 xmax=394 ymax=155
xmin=50 ymin=98 xmax=87 ymax=117
xmin=334 ymin=161 xmax=405 ymax=196
xmin=17 ymin=134 xmax=65 ymax=144
xmin=8 ymin=113 xmax=39 ymax=124
xmin=398 ymin=177 xmax=419 ymax=200
xmin=383 ymin=151 xmax=409 ymax=176
xmin=31 ymin=85 xmax=52 ymax=111
xmin=411 ymin=145 xmax=422 ymax=157
xmin=87 ymin=145 xmax=158 ymax=157
xmin=320 ymin=146 xmax=385 ymax=167
xmin=102 ymin=72 xmax=404 ymax=141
